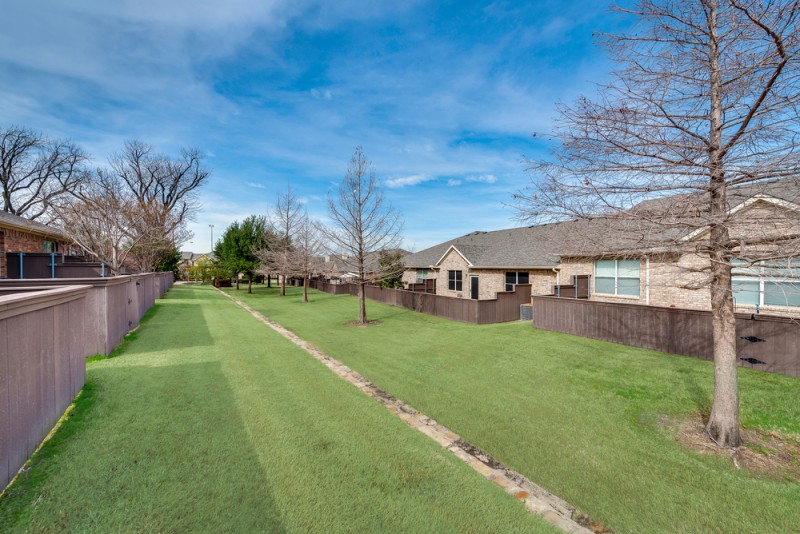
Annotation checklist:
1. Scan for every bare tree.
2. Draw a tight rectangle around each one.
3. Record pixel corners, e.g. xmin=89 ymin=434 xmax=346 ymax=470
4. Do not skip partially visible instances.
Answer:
xmin=515 ymin=0 xmax=800 ymax=447
xmin=0 ymin=126 xmax=88 ymax=220
xmin=324 ymin=147 xmax=403 ymax=324
xmin=55 ymin=169 xmax=138 ymax=274
xmin=295 ymin=218 xmax=324 ymax=303
xmin=109 ymin=141 xmax=209 ymax=271
xmin=259 ymin=185 xmax=305 ymax=296
xmin=55 ymin=141 xmax=210 ymax=274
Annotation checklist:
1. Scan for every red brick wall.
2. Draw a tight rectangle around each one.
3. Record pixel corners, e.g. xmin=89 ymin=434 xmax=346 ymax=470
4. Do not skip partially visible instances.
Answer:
xmin=5 ymin=228 xmax=49 ymax=252
xmin=1 ymin=228 xmax=68 ymax=278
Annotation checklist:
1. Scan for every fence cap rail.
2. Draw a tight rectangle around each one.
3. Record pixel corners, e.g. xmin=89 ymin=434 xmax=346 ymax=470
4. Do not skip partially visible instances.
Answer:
xmin=0 ymin=285 xmax=91 ymax=320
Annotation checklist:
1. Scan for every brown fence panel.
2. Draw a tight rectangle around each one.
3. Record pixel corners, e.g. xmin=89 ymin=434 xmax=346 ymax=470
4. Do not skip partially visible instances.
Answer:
xmin=1 ymin=286 xmax=89 ymax=491
xmin=532 ymin=296 xmax=799 ymax=377
xmin=310 ymin=280 xmax=529 ymax=324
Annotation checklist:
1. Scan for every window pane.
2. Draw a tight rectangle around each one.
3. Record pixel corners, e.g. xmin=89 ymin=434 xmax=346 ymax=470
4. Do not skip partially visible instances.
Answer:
xmin=618 ymin=259 xmax=640 ymax=279
xmin=505 ymin=272 xmax=516 ymax=285
xmin=732 ymin=279 xmax=760 ymax=306
xmin=595 ymin=260 xmax=615 ymax=277
xmin=617 ymin=277 xmax=640 ymax=296
xmin=764 ymin=281 xmax=800 ymax=308
xmin=517 ymin=272 xmax=529 ymax=284
xmin=596 ymin=277 xmax=615 ymax=294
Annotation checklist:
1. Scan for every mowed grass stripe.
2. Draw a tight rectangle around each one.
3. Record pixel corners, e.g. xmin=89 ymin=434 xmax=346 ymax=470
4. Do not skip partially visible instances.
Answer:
xmin=0 ymin=284 xmax=556 ymax=533
xmin=227 ymin=284 xmax=800 ymax=534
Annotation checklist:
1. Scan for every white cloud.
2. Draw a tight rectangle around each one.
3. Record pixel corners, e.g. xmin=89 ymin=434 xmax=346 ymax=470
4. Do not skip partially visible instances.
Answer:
xmin=385 ymin=174 xmax=436 ymax=188
xmin=447 ymin=179 xmax=462 ymax=186
xmin=466 ymin=174 xmax=498 ymax=184
xmin=246 ymin=181 xmax=267 ymax=189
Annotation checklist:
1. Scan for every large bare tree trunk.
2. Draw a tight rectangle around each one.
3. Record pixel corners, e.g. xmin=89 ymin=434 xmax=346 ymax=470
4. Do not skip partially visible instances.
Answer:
xmin=707 ymin=252 xmax=740 ymax=446
xmin=359 ymin=282 xmax=367 ymax=323
xmin=704 ymin=2 xmax=740 ymax=448
xmin=280 ymin=273 xmax=286 ymax=296
xmin=235 ymin=276 xmax=240 ymax=290
xmin=267 ymin=274 xmax=271 ymax=288
xmin=303 ymin=275 xmax=309 ymax=303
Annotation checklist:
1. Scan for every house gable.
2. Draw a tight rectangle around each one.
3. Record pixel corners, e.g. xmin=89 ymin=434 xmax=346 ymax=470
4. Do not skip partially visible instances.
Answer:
xmin=434 ymin=245 xmax=473 ymax=268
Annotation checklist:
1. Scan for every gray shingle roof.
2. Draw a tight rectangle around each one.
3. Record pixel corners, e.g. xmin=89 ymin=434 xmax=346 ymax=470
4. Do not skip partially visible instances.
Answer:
xmin=405 ymin=224 xmax=568 ymax=269
xmin=405 ymin=178 xmax=800 ymax=267
xmin=0 ymin=211 xmax=68 ymax=240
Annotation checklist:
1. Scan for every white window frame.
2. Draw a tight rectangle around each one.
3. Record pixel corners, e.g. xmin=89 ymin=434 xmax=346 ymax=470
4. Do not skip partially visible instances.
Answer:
xmin=416 ymin=269 xmax=428 ymax=282
xmin=594 ymin=259 xmax=640 ymax=297
xmin=732 ymin=259 xmax=799 ymax=309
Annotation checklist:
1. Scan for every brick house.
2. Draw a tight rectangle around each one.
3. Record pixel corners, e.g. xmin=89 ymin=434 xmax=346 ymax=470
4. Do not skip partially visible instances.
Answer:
xmin=402 ymin=225 xmax=561 ymax=300
xmin=403 ymin=180 xmax=799 ymax=316
xmin=0 ymin=211 xmax=72 ymax=279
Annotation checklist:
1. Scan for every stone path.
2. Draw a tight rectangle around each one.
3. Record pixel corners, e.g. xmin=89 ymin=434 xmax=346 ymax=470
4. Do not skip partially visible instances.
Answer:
xmin=220 ymin=289 xmax=601 ymax=534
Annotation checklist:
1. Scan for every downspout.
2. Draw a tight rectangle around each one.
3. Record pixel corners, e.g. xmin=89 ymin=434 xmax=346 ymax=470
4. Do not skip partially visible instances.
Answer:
xmin=552 ymin=267 xmax=560 ymax=297
xmin=645 ymin=256 xmax=650 ymax=305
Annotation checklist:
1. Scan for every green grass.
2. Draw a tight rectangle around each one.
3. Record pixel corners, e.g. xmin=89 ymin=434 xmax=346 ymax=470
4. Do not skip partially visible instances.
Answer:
xmin=0 ymin=285 xmax=556 ymax=533
xmin=226 ymin=284 xmax=800 ymax=533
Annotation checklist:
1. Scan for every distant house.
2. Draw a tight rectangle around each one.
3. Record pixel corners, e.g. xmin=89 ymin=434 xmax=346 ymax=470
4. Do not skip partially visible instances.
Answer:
xmin=403 ymin=180 xmax=799 ymax=316
xmin=0 ymin=211 xmax=75 ymax=279
xmin=178 ymin=251 xmax=215 ymax=280
xmin=321 ymin=249 xmax=409 ymax=284
xmin=402 ymin=226 xmax=559 ymax=300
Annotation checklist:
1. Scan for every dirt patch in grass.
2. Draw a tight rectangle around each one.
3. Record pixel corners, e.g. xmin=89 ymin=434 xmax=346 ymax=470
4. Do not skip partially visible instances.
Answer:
xmin=344 ymin=320 xmax=381 ymax=327
xmin=668 ymin=417 xmax=800 ymax=483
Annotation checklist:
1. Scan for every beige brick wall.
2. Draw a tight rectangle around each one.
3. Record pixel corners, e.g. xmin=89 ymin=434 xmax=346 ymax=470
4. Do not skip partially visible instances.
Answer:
xmin=436 ymin=249 xmax=470 ymax=298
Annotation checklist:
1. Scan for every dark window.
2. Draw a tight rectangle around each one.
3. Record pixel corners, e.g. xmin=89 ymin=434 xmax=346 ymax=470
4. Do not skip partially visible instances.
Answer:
xmin=448 ymin=270 xmax=463 ymax=291
xmin=505 ymin=271 xmax=529 ymax=291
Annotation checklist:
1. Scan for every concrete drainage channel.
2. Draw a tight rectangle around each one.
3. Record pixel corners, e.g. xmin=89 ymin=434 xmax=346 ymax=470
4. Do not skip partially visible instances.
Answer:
xmin=219 ymin=289 xmax=604 ymax=534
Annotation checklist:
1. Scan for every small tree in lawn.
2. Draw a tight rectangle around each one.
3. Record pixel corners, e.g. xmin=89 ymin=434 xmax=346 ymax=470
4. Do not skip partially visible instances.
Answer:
xmin=324 ymin=147 xmax=403 ymax=324
xmin=294 ymin=217 xmax=324 ymax=303
xmin=259 ymin=185 xmax=305 ymax=296
xmin=514 ymin=0 xmax=800 ymax=448
xmin=214 ymin=216 xmax=268 ymax=293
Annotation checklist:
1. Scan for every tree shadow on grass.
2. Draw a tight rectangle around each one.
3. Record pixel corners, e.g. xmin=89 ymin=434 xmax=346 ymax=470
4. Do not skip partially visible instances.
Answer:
xmin=1 ymin=360 xmax=286 ymax=532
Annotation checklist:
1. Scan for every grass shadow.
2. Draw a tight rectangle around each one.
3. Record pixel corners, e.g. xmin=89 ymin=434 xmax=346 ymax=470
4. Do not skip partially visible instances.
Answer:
xmin=0 ymin=360 xmax=286 ymax=532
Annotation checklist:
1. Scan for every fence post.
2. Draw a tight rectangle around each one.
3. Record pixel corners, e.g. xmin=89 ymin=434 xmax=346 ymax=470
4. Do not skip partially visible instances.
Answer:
xmin=18 ymin=252 xmax=25 ymax=279
xmin=50 ymin=252 xmax=56 ymax=278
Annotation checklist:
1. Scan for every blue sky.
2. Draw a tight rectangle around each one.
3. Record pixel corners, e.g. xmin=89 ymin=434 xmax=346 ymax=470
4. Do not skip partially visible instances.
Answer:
xmin=1 ymin=0 xmax=626 ymax=252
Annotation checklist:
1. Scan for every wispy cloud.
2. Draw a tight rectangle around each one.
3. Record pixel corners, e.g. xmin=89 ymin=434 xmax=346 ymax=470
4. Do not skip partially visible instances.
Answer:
xmin=466 ymin=174 xmax=498 ymax=184
xmin=1 ymin=0 xmax=618 ymax=252
xmin=385 ymin=174 xmax=436 ymax=188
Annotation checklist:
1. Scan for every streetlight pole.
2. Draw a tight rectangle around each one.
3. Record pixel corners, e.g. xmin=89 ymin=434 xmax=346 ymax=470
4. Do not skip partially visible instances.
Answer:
xmin=209 ymin=224 xmax=214 ymax=251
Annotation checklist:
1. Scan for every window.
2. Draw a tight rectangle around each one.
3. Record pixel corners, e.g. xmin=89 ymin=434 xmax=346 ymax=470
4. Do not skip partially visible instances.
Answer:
xmin=448 ymin=270 xmax=463 ymax=291
xmin=595 ymin=259 xmax=640 ymax=296
xmin=416 ymin=269 xmax=428 ymax=282
xmin=732 ymin=259 xmax=800 ymax=308
xmin=505 ymin=271 xmax=530 ymax=291
xmin=43 ymin=240 xmax=58 ymax=253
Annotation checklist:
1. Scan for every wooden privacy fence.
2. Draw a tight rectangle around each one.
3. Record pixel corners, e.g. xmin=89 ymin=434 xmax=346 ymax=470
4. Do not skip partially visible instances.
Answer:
xmin=1 ymin=272 xmax=174 ymax=492
xmin=532 ymin=296 xmax=799 ymax=377
xmin=308 ymin=279 xmax=531 ymax=324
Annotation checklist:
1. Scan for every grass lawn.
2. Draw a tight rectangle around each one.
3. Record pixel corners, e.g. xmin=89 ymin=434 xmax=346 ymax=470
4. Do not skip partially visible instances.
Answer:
xmin=227 ymin=284 xmax=800 ymax=533
xmin=0 ymin=284 xmax=557 ymax=533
